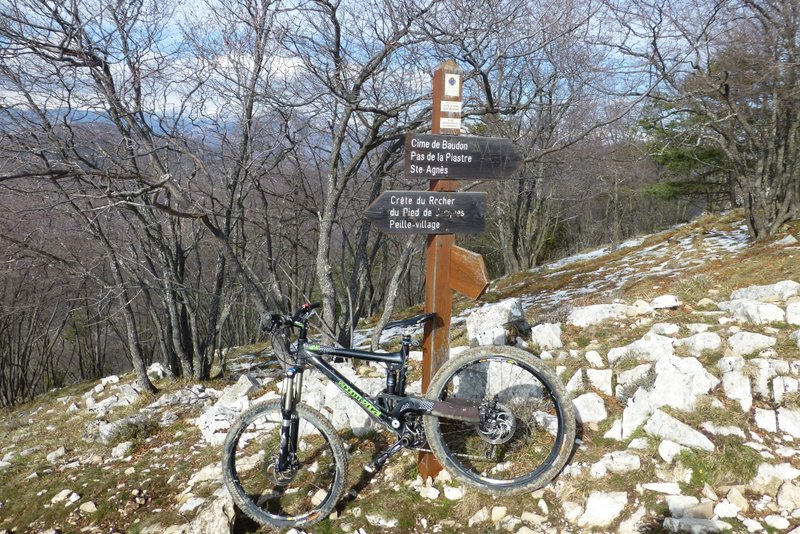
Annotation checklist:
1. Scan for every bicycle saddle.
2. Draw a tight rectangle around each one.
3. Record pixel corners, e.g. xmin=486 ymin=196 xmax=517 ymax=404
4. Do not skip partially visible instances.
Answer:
xmin=384 ymin=313 xmax=436 ymax=331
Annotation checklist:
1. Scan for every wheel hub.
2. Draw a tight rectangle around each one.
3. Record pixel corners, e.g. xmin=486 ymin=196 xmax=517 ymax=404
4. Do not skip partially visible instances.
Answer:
xmin=477 ymin=402 xmax=517 ymax=445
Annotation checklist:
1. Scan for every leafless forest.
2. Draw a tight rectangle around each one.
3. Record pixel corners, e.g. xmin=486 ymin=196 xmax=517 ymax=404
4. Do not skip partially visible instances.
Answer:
xmin=1 ymin=0 xmax=798 ymax=405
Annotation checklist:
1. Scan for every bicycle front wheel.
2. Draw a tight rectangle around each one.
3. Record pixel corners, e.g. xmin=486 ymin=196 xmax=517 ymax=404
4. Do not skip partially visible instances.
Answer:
xmin=222 ymin=400 xmax=348 ymax=529
xmin=424 ymin=345 xmax=575 ymax=496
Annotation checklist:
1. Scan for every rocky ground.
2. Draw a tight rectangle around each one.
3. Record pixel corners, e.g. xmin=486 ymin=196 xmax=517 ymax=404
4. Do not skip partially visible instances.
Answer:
xmin=2 ymin=212 xmax=800 ymax=533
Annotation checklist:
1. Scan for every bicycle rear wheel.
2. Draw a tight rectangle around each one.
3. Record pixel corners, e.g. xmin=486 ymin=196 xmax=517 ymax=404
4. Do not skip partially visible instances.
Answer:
xmin=424 ymin=345 xmax=575 ymax=495
xmin=222 ymin=400 xmax=347 ymax=529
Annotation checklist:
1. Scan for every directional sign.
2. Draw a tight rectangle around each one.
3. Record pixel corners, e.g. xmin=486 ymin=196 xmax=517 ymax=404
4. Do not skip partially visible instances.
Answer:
xmin=366 ymin=191 xmax=486 ymax=235
xmin=405 ymin=134 xmax=523 ymax=181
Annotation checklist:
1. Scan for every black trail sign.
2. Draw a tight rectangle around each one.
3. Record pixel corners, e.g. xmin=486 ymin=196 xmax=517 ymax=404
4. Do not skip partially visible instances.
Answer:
xmin=405 ymin=134 xmax=523 ymax=180
xmin=366 ymin=191 xmax=486 ymax=235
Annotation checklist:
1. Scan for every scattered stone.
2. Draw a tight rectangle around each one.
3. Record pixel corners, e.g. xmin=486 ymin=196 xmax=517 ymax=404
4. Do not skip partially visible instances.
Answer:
xmin=644 ymin=410 xmax=714 ymax=451
xmin=47 ymin=447 xmax=66 ymax=463
xmin=755 ymin=408 xmax=778 ymax=433
xmin=565 ymin=370 xmax=584 ymax=393
xmin=651 ymin=323 xmax=681 ymax=336
xmin=562 ymin=501 xmax=583 ymax=523
xmin=618 ymin=506 xmax=647 ymax=534
xmin=731 ymin=280 xmax=800 ymax=302
xmin=666 ymin=495 xmax=700 ymax=518
xmin=701 ymin=422 xmax=746 ymax=439
xmin=466 ymin=298 xmax=526 ymax=345
xmin=491 ymin=506 xmax=508 ymax=522
xmin=572 ymin=392 xmax=607 ymax=423
xmin=727 ymin=487 xmax=749 ymax=513
xmin=777 ymin=481 xmax=800 ymax=510
xmin=608 ymin=333 xmax=675 ymax=364
xmin=112 ymin=441 xmax=132 ymax=459
xmin=643 ymin=482 xmax=682 ymax=494
xmin=100 ymin=375 xmax=120 ymax=386
xmin=468 ymin=507 xmax=490 ymax=527
xmin=719 ymin=299 xmax=786 ymax=324
xmin=51 ymin=489 xmax=73 ymax=504
xmin=750 ymin=463 xmax=800 ymax=496
xmin=673 ymin=332 xmax=723 ymax=355
xmin=568 ymin=303 xmax=631 ymax=327
xmin=765 ymin=515 xmax=790 ymax=530
xmin=178 ymin=496 xmax=206 ymax=514
xmin=713 ymin=500 xmax=740 ymax=519
xmin=530 ymin=323 xmax=562 ymax=350
xmin=590 ymin=451 xmax=641 ymax=478
xmin=721 ymin=370 xmax=753 ymax=412
xmin=443 ymin=486 xmax=463 ymax=500
xmin=652 ymin=295 xmax=682 ymax=309
xmin=366 ymin=514 xmax=398 ymax=528
xmin=79 ymin=501 xmax=97 ymax=514
xmin=778 ymin=407 xmax=800 ymax=438
xmin=787 ymin=302 xmax=800 ymax=325
xmin=586 ymin=368 xmax=613 ymax=395
xmin=658 ymin=440 xmax=688 ymax=463
xmin=774 ymin=376 xmax=799 ymax=404
xmin=577 ymin=491 xmax=628 ymax=528
xmin=419 ymin=486 xmax=439 ymax=500
xmin=585 ymin=350 xmax=605 ymax=368
xmin=663 ymin=517 xmax=732 ymax=532
xmin=728 ymin=331 xmax=777 ymax=356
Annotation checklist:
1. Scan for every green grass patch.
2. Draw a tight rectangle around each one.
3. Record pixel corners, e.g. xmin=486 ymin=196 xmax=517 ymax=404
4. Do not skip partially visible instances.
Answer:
xmin=677 ymin=440 xmax=761 ymax=488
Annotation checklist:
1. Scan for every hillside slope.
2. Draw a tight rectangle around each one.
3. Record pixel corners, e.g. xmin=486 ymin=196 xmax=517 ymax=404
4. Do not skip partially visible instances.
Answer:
xmin=2 ymin=212 xmax=800 ymax=534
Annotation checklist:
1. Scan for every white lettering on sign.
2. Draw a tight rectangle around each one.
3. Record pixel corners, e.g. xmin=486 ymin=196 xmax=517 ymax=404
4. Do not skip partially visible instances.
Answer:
xmin=440 ymin=101 xmax=461 ymax=113
xmin=439 ymin=117 xmax=461 ymax=130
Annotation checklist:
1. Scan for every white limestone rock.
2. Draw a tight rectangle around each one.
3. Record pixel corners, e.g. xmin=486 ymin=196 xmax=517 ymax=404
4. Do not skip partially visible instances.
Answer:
xmin=765 ymin=515 xmax=790 ymax=530
xmin=643 ymin=410 xmax=714 ymax=452
xmin=659 ymin=440 xmax=688 ymax=464
xmin=585 ymin=350 xmax=605 ymax=368
xmin=608 ymin=333 xmax=675 ymax=365
xmin=728 ymin=332 xmax=777 ymax=356
xmin=666 ymin=495 xmax=700 ymax=518
xmin=774 ymin=376 xmax=799 ymax=405
xmin=778 ymin=408 xmax=800 ymax=438
xmin=721 ymin=371 xmax=753 ymax=412
xmin=586 ymin=368 xmax=613 ymax=396
xmin=644 ymin=482 xmax=682 ymax=494
xmin=700 ymin=422 xmax=746 ymax=439
xmin=615 ymin=364 xmax=653 ymax=399
xmin=618 ymin=506 xmax=647 ymax=534
xmin=673 ymin=332 xmax=723 ymax=356
xmin=777 ymin=481 xmax=800 ymax=510
xmin=466 ymin=298 xmax=525 ymax=346
xmin=565 ymin=369 xmax=584 ymax=394
xmin=662 ymin=517 xmax=733 ymax=533
xmin=651 ymin=295 xmax=682 ymax=309
xmin=530 ymin=323 xmax=563 ymax=350
xmin=750 ymin=463 xmax=800 ymax=496
xmin=651 ymin=323 xmax=681 ymax=336
xmin=567 ymin=303 xmax=631 ymax=327
xmin=713 ymin=500 xmax=740 ymax=519
xmin=730 ymin=281 xmax=800 ymax=302
xmin=577 ymin=491 xmax=628 ymax=528
xmin=589 ymin=451 xmax=641 ymax=478
xmin=619 ymin=356 xmax=719 ymax=439
xmin=787 ymin=302 xmax=800 ymax=325
xmin=718 ymin=299 xmax=786 ymax=324
xmin=573 ymin=392 xmax=607 ymax=424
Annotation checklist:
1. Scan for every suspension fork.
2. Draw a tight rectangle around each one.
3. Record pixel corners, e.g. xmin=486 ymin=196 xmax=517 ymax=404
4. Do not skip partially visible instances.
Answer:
xmin=278 ymin=368 xmax=304 ymax=470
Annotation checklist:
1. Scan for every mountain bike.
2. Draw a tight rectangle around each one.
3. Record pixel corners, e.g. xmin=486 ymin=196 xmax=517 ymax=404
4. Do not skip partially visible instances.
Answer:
xmin=221 ymin=302 xmax=576 ymax=529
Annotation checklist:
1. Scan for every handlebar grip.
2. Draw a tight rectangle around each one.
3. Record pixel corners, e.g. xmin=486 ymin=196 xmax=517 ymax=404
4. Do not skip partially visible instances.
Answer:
xmin=292 ymin=302 xmax=322 ymax=322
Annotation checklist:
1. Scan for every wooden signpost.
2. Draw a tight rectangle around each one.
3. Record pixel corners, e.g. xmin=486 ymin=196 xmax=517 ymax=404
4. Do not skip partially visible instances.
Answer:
xmin=366 ymin=60 xmax=522 ymax=478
